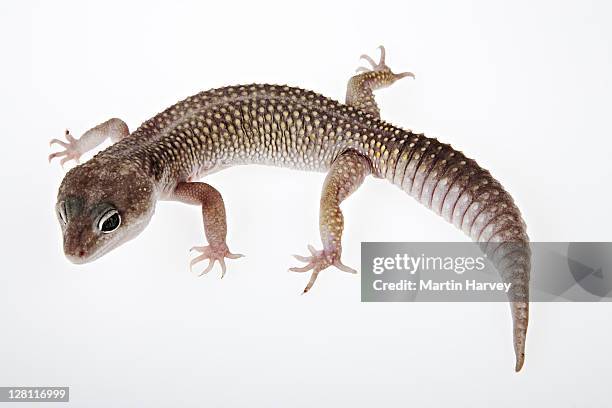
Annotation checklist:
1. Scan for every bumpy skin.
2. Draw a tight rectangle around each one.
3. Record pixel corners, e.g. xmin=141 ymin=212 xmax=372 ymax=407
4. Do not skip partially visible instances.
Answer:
xmin=289 ymin=150 xmax=371 ymax=293
xmin=52 ymin=47 xmax=530 ymax=371
xmin=173 ymin=182 xmax=244 ymax=277
xmin=347 ymin=45 xmax=414 ymax=117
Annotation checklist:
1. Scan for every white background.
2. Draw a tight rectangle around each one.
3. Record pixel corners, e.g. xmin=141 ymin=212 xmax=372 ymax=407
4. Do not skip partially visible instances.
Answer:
xmin=1 ymin=0 xmax=611 ymax=406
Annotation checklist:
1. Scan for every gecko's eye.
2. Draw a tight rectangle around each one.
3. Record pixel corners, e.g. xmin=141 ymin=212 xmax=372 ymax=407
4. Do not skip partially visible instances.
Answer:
xmin=98 ymin=209 xmax=121 ymax=233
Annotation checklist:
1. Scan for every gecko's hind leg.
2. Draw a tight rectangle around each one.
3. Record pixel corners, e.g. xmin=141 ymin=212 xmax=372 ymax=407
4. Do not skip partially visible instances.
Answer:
xmin=290 ymin=150 xmax=371 ymax=293
xmin=173 ymin=182 xmax=243 ymax=278
xmin=49 ymin=118 xmax=129 ymax=167
xmin=346 ymin=45 xmax=414 ymax=119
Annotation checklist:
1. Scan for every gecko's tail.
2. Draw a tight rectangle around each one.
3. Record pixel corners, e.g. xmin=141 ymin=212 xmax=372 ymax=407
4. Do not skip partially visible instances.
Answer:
xmin=513 ymin=300 xmax=529 ymax=371
xmin=376 ymin=131 xmax=531 ymax=371
xmin=481 ymin=241 xmax=530 ymax=372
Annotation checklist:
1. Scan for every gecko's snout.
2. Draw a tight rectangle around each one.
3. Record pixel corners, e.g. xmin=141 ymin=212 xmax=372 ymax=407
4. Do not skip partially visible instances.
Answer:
xmin=63 ymin=233 xmax=94 ymax=264
xmin=65 ymin=251 xmax=88 ymax=265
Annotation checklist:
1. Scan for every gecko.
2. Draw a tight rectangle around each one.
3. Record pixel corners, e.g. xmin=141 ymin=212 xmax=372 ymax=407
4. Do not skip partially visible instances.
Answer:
xmin=49 ymin=46 xmax=530 ymax=372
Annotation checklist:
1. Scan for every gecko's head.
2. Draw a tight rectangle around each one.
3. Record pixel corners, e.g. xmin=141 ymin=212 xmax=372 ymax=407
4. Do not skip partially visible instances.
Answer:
xmin=55 ymin=160 xmax=157 ymax=264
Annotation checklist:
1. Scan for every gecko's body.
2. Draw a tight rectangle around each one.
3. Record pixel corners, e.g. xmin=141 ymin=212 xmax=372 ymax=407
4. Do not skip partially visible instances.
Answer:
xmin=51 ymin=47 xmax=530 ymax=371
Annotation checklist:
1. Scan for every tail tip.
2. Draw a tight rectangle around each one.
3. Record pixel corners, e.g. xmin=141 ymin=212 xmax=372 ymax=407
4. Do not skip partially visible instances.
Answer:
xmin=514 ymin=353 xmax=525 ymax=372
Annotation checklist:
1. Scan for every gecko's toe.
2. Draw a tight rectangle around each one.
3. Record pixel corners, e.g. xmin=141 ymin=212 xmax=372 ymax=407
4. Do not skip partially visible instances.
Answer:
xmin=48 ymin=129 xmax=81 ymax=167
xmin=189 ymin=243 xmax=243 ymax=278
xmin=290 ymin=245 xmax=357 ymax=293
xmin=360 ymin=53 xmax=379 ymax=70
xmin=359 ymin=45 xmax=387 ymax=71
xmin=333 ymin=260 xmax=358 ymax=274
xmin=49 ymin=138 xmax=69 ymax=148
xmin=355 ymin=46 xmax=415 ymax=81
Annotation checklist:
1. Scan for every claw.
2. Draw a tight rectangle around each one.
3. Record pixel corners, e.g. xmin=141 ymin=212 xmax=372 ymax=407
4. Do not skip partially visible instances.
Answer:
xmin=303 ymin=270 xmax=321 ymax=294
xmin=65 ymin=130 xmax=76 ymax=142
xmin=219 ymin=258 xmax=227 ymax=278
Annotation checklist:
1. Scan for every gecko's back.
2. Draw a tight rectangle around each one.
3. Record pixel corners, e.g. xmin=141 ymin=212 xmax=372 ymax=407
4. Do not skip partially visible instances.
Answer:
xmin=101 ymin=84 xmax=389 ymax=191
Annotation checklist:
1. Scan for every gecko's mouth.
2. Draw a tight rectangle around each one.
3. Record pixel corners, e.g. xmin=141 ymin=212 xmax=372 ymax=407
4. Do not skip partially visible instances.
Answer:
xmin=63 ymin=213 xmax=153 ymax=265
xmin=65 ymin=251 xmax=88 ymax=264
xmin=64 ymin=245 xmax=106 ymax=264
xmin=63 ymin=231 xmax=120 ymax=264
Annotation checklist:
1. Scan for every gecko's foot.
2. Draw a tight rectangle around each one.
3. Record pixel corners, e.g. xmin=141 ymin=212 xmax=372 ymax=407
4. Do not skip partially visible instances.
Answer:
xmin=356 ymin=45 xmax=415 ymax=80
xmin=289 ymin=245 xmax=357 ymax=293
xmin=189 ymin=243 xmax=244 ymax=279
xmin=48 ymin=130 xmax=82 ymax=167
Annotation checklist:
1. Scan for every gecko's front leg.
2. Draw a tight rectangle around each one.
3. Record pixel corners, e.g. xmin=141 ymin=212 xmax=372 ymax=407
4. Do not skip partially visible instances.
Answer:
xmin=173 ymin=182 xmax=243 ymax=278
xmin=48 ymin=118 xmax=129 ymax=167
xmin=290 ymin=150 xmax=371 ymax=293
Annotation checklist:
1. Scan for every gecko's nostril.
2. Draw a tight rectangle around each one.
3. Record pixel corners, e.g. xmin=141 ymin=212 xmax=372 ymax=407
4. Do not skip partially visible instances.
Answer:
xmin=78 ymin=250 xmax=85 ymax=257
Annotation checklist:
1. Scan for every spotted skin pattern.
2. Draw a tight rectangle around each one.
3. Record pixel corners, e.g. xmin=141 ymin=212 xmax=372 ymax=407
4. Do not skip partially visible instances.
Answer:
xmin=52 ymin=47 xmax=530 ymax=371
